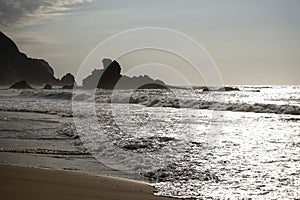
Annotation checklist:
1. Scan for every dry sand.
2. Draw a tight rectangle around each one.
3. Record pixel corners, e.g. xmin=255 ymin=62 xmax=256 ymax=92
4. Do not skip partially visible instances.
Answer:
xmin=0 ymin=165 xmax=177 ymax=200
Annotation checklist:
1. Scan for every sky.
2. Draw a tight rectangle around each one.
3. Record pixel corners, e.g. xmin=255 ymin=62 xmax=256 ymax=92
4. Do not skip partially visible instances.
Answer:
xmin=1 ymin=0 xmax=300 ymax=85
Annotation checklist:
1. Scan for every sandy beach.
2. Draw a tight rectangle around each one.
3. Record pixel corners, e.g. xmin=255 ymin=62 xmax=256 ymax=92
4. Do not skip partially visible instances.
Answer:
xmin=0 ymin=165 xmax=176 ymax=200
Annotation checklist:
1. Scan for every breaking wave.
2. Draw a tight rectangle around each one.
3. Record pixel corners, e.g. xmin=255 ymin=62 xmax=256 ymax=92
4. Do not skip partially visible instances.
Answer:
xmin=0 ymin=147 xmax=89 ymax=155
xmin=11 ymin=88 xmax=300 ymax=116
xmin=18 ymin=90 xmax=73 ymax=100
xmin=130 ymin=97 xmax=300 ymax=115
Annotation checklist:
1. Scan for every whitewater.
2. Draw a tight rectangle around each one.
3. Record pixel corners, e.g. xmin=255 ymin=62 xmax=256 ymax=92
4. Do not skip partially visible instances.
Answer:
xmin=0 ymin=85 xmax=299 ymax=199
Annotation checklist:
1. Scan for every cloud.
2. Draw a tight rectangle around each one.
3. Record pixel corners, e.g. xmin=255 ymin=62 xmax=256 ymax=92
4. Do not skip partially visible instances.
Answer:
xmin=0 ymin=0 xmax=93 ymax=28
xmin=14 ymin=33 xmax=55 ymax=45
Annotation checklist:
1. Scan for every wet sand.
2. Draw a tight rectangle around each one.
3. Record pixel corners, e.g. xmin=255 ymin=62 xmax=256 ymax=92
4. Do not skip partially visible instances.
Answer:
xmin=0 ymin=165 xmax=176 ymax=200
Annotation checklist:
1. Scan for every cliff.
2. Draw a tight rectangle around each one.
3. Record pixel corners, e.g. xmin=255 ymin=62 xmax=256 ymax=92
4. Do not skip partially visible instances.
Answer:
xmin=0 ymin=31 xmax=75 ymax=86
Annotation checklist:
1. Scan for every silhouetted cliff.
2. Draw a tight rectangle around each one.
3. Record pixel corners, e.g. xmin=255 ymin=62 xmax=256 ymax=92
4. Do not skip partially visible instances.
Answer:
xmin=0 ymin=31 xmax=165 ymax=89
xmin=0 ymin=31 xmax=75 ymax=86
xmin=82 ymin=58 xmax=167 ymax=89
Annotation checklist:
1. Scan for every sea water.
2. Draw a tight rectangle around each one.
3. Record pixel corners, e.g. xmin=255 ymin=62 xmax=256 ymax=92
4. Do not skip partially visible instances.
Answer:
xmin=0 ymin=85 xmax=299 ymax=199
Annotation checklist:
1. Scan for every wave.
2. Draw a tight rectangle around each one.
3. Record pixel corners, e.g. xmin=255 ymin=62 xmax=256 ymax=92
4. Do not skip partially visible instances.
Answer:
xmin=18 ymin=90 xmax=73 ymax=100
xmin=114 ymin=136 xmax=176 ymax=153
xmin=17 ymin=90 xmax=96 ymax=102
xmin=0 ymin=107 xmax=73 ymax=117
xmin=125 ymin=96 xmax=300 ymax=115
xmin=145 ymin=163 xmax=219 ymax=183
xmin=0 ymin=148 xmax=90 ymax=155
xmin=12 ymin=89 xmax=300 ymax=116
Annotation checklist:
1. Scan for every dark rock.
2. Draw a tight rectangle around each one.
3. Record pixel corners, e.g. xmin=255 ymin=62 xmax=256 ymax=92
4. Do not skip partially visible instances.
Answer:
xmin=248 ymin=89 xmax=260 ymax=92
xmin=202 ymin=87 xmax=210 ymax=92
xmin=82 ymin=68 xmax=103 ymax=89
xmin=117 ymin=75 xmax=166 ymax=90
xmin=218 ymin=86 xmax=240 ymax=91
xmin=137 ymin=83 xmax=169 ymax=89
xmin=281 ymin=118 xmax=300 ymax=122
xmin=98 ymin=60 xmax=122 ymax=89
xmin=73 ymin=135 xmax=80 ymax=140
xmin=9 ymin=80 xmax=32 ymax=89
xmin=102 ymin=58 xmax=113 ymax=68
xmin=60 ymin=73 xmax=76 ymax=86
xmin=202 ymin=86 xmax=240 ymax=92
xmin=82 ymin=58 xmax=167 ymax=89
xmin=62 ymin=84 xmax=74 ymax=89
xmin=157 ymin=137 xmax=174 ymax=142
xmin=43 ymin=84 xmax=52 ymax=89
xmin=82 ymin=59 xmax=120 ymax=89
xmin=123 ymin=143 xmax=148 ymax=151
xmin=0 ymin=31 xmax=59 ymax=85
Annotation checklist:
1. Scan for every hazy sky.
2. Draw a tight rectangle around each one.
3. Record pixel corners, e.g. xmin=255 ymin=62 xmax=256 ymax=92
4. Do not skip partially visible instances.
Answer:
xmin=1 ymin=0 xmax=299 ymax=85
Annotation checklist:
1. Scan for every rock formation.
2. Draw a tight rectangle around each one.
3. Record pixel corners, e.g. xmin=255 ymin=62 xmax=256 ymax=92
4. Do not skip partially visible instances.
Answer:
xmin=1 ymin=31 xmax=166 ymax=89
xmin=60 ymin=73 xmax=76 ymax=86
xmin=43 ymin=84 xmax=52 ymax=89
xmin=98 ymin=60 xmax=122 ymax=89
xmin=9 ymin=80 xmax=32 ymax=89
xmin=0 ymin=31 xmax=59 ymax=85
xmin=61 ymin=84 xmax=74 ymax=89
xmin=117 ymin=75 xmax=166 ymax=89
xmin=82 ymin=58 xmax=167 ymax=89
xmin=0 ymin=31 xmax=75 ymax=86
xmin=137 ymin=83 xmax=168 ymax=89
xmin=82 ymin=59 xmax=121 ymax=89
xmin=202 ymin=86 xmax=240 ymax=92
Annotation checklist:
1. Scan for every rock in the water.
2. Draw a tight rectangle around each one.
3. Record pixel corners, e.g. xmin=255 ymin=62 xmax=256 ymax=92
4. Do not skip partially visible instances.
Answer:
xmin=218 ymin=86 xmax=240 ymax=91
xmin=202 ymin=86 xmax=240 ymax=92
xmin=9 ymin=81 xmax=32 ymax=89
xmin=202 ymin=87 xmax=210 ymax=92
xmin=60 ymin=73 xmax=76 ymax=86
xmin=82 ymin=58 xmax=167 ymax=89
xmin=62 ymin=84 xmax=74 ymax=89
xmin=43 ymin=84 xmax=52 ymax=89
xmin=137 ymin=83 xmax=169 ymax=89
xmin=98 ymin=59 xmax=122 ymax=89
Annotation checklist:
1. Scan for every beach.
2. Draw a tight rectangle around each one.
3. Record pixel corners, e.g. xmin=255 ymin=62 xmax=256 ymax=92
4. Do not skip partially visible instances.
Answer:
xmin=0 ymin=111 xmax=176 ymax=199
xmin=0 ymin=165 xmax=176 ymax=200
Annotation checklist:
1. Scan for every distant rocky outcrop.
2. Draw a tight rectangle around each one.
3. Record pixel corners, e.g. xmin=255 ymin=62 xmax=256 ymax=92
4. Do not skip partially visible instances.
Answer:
xmin=9 ymin=80 xmax=32 ymax=89
xmin=60 ymin=73 xmax=76 ymax=86
xmin=137 ymin=83 xmax=168 ymax=89
xmin=61 ymin=84 xmax=74 ymax=89
xmin=82 ymin=59 xmax=121 ymax=89
xmin=219 ymin=86 xmax=240 ymax=91
xmin=117 ymin=75 xmax=166 ymax=89
xmin=0 ymin=31 xmax=75 ymax=86
xmin=82 ymin=58 xmax=167 ymax=89
xmin=43 ymin=84 xmax=52 ymax=89
xmin=1 ymin=31 xmax=166 ymax=89
xmin=202 ymin=86 xmax=240 ymax=92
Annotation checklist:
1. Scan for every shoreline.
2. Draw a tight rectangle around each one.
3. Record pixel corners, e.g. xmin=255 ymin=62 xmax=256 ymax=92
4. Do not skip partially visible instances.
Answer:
xmin=0 ymin=110 xmax=176 ymax=199
xmin=0 ymin=111 xmax=140 ymax=180
xmin=0 ymin=164 xmax=177 ymax=200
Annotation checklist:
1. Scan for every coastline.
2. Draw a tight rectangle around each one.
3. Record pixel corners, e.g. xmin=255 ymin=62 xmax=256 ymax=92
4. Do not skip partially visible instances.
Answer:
xmin=0 ymin=110 xmax=177 ymax=199
xmin=0 ymin=164 xmax=177 ymax=200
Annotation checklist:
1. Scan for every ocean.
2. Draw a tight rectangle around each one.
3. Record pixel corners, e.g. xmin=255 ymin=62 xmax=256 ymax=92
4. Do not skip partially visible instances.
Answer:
xmin=0 ymin=85 xmax=299 ymax=199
